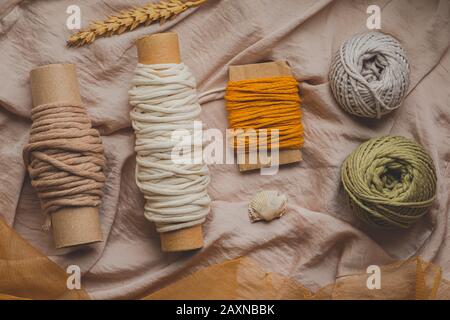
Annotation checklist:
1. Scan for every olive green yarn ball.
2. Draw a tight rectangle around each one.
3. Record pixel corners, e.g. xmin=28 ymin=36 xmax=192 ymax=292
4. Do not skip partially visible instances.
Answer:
xmin=341 ymin=136 xmax=437 ymax=228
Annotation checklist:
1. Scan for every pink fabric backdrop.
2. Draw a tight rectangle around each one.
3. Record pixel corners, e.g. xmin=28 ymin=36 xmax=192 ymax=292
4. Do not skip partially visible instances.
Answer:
xmin=0 ymin=0 xmax=449 ymax=299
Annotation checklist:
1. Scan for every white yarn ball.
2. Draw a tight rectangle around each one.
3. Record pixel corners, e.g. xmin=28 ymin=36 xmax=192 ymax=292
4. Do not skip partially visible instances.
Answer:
xmin=329 ymin=32 xmax=410 ymax=118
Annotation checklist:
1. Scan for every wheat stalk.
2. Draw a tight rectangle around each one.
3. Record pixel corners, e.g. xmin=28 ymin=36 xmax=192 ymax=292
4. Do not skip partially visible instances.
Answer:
xmin=67 ymin=0 xmax=206 ymax=47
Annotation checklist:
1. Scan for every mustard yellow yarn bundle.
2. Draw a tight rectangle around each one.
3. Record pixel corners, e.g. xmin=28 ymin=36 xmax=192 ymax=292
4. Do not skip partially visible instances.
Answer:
xmin=225 ymin=76 xmax=303 ymax=150
xmin=341 ymin=136 xmax=437 ymax=228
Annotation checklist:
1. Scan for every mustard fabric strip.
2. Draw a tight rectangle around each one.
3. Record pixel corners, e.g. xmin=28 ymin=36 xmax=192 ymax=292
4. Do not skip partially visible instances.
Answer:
xmin=0 ymin=218 xmax=89 ymax=300
xmin=1 ymin=217 xmax=449 ymax=300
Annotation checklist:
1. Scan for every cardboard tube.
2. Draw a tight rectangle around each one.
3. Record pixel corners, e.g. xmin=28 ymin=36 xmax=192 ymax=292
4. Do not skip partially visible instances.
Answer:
xmin=30 ymin=63 xmax=102 ymax=249
xmin=136 ymin=33 xmax=204 ymax=252
xmin=137 ymin=33 xmax=181 ymax=65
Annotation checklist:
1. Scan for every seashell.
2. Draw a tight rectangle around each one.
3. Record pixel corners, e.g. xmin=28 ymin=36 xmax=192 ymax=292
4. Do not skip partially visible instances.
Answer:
xmin=248 ymin=190 xmax=288 ymax=223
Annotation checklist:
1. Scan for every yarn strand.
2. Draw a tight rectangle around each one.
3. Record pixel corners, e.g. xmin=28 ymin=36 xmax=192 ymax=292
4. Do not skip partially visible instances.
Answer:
xmin=23 ymin=102 xmax=106 ymax=217
xmin=129 ymin=63 xmax=211 ymax=233
xmin=341 ymin=136 xmax=437 ymax=228
xmin=225 ymin=76 xmax=304 ymax=150
xmin=329 ymin=32 xmax=410 ymax=118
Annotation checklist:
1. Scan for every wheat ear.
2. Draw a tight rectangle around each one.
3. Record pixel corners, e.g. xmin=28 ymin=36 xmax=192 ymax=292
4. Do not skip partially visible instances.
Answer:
xmin=67 ymin=0 xmax=206 ymax=47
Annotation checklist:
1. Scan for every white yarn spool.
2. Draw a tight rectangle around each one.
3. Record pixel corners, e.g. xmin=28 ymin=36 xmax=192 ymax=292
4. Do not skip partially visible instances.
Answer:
xmin=129 ymin=63 xmax=211 ymax=233
xmin=329 ymin=32 xmax=410 ymax=118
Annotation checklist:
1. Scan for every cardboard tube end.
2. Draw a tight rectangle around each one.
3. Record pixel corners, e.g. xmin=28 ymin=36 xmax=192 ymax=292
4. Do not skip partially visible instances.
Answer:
xmin=51 ymin=207 xmax=102 ymax=249
xmin=160 ymin=225 xmax=203 ymax=252
xmin=137 ymin=32 xmax=181 ymax=65
xmin=30 ymin=63 xmax=82 ymax=107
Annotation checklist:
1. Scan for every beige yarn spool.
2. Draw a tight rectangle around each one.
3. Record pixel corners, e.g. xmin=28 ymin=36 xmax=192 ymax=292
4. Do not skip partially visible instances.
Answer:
xmin=27 ymin=64 xmax=104 ymax=248
xmin=134 ymin=33 xmax=207 ymax=252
